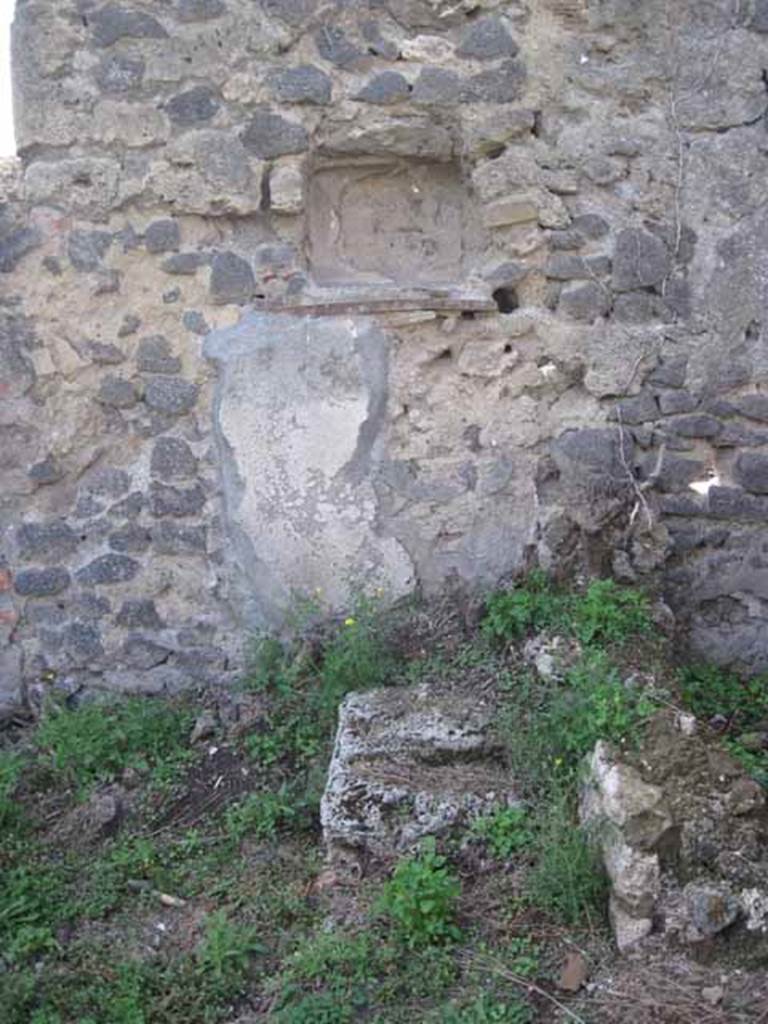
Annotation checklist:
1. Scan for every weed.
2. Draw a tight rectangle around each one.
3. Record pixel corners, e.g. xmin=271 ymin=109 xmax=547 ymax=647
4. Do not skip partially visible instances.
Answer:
xmin=0 ymin=750 xmax=24 ymax=831
xmin=483 ymin=573 xmax=651 ymax=650
xmin=525 ymin=791 xmax=608 ymax=926
xmin=679 ymin=664 xmax=768 ymax=725
xmin=437 ymin=993 xmax=533 ymax=1023
xmin=224 ymin=786 xmax=298 ymax=843
xmin=470 ymin=807 xmax=533 ymax=861
xmin=196 ymin=910 xmax=262 ymax=995
xmin=36 ymin=696 xmax=193 ymax=795
xmin=377 ymin=837 xmax=463 ymax=949
xmin=482 ymin=570 xmax=567 ymax=642
xmin=570 ymin=578 xmax=651 ymax=646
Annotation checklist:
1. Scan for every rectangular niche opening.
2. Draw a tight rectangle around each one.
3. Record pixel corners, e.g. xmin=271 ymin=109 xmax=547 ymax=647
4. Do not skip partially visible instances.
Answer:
xmin=307 ymin=159 xmax=473 ymax=292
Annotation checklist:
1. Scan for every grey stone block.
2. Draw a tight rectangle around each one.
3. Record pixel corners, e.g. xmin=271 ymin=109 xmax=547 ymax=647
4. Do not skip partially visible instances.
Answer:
xmin=116 ymin=598 xmax=164 ymax=629
xmin=0 ymin=227 xmax=41 ymax=273
xmin=241 ymin=110 xmax=309 ymax=158
xmin=558 ymin=281 xmax=611 ymax=321
xmin=91 ymin=5 xmax=168 ymax=46
xmin=612 ymin=228 xmax=671 ymax=292
xmin=210 ymin=251 xmax=255 ymax=304
xmin=273 ymin=65 xmax=332 ymax=105
xmin=98 ymin=376 xmax=139 ymax=409
xmin=17 ymin=521 xmax=78 ymax=562
xmin=14 ymin=568 xmax=71 ymax=596
xmin=136 ymin=336 xmax=181 ymax=374
xmin=734 ymin=453 xmax=768 ymax=494
xmin=144 ymin=378 xmax=198 ymax=415
xmin=149 ymin=481 xmax=206 ymax=518
xmin=151 ymin=437 xmax=198 ymax=479
xmin=95 ymin=53 xmax=145 ymax=93
xmin=356 ymin=72 xmax=411 ymax=105
xmin=314 ymin=24 xmax=363 ymax=68
xmin=412 ymin=68 xmax=461 ymax=105
xmin=463 ymin=60 xmax=526 ymax=103
xmin=152 ymin=522 xmax=207 ymax=553
xmin=144 ymin=220 xmax=180 ymax=254
xmin=77 ymin=554 xmax=140 ymax=585
xmin=176 ymin=0 xmax=226 ymax=21
xmin=456 ymin=16 xmax=517 ymax=60
xmin=108 ymin=524 xmax=151 ymax=553
xmin=161 ymin=253 xmax=208 ymax=275
xmin=122 ymin=634 xmax=172 ymax=669
xmin=64 ymin=622 xmax=104 ymax=663
xmin=166 ymin=86 xmax=220 ymax=126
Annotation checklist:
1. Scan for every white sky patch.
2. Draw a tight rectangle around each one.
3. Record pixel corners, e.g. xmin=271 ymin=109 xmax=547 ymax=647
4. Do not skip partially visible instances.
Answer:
xmin=0 ymin=0 xmax=16 ymax=156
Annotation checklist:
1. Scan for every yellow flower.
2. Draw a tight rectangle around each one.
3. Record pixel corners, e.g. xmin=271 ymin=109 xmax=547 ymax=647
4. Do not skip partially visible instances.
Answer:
xmin=344 ymin=617 xmax=356 ymax=627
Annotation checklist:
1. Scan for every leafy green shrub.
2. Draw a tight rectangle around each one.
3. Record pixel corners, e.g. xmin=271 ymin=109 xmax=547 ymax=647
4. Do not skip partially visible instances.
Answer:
xmin=482 ymin=571 xmax=567 ymax=642
xmin=470 ymin=807 xmax=532 ymax=860
xmin=570 ymin=578 xmax=651 ymax=646
xmin=483 ymin=573 xmax=651 ymax=649
xmin=36 ymin=697 xmax=193 ymax=794
xmin=377 ymin=838 xmax=462 ymax=949
xmin=275 ymin=992 xmax=357 ymax=1024
xmin=680 ymin=664 xmax=768 ymax=725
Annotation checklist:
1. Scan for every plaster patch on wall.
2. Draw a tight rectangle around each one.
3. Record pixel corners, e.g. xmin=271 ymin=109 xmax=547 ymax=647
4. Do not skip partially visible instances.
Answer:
xmin=204 ymin=312 xmax=415 ymax=625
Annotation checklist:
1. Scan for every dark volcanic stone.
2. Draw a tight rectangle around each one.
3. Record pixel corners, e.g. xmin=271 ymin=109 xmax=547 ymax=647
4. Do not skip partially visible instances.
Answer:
xmin=144 ymin=378 xmax=198 ymax=415
xmin=412 ymin=68 xmax=461 ymax=105
xmin=262 ymin=0 xmax=318 ymax=27
xmin=241 ymin=110 xmax=309 ymax=158
xmin=734 ymin=453 xmax=768 ymax=494
xmin=166 ymin=86 xmax=220 ymax=126
xmin=89 ymin=342 xmax=126 ymax=365
xmin=28 ymin=455 xmax=63 ymax=485
xmin=733 ymin=394 xmax=768 ymax=423
xmin=116 ymin=598 xmax=164 ymax=629
xmin=0 ymin=227 xmax=41 ymax=272
xmin=108 ymin=523 xmax=151 ymax=553
xmin=463 ymin=60 xmax=526 ymax=103
xmin=183 ymin=311 xmax=209 ymax=335
xmin=136 ymin=336 xmax=181 ymax=374
xmin=96 ymin=52 xmax=146 ymax=92
xmin=612 ymin=228 xmax=670 ymax=292
xmin=122 ymin=634 xmax=172 ymax=670
xmin=273 ymin=65 xmax=332 ymax=105
xmin=668 ymin=414 xmax=722 ymax=439
xmin=751 ymin=0 xmax=768 ymax=31
xmin=161 ymin=253 xmax=208 ymax=275
xmin=356 ymin=72 xmax=410 ymax=105
xmin=91 ymin=5 xmax=168 ymax=46
xmin=708 ymin=486 xmax=768 ymax=521
xmin=647 ymin=356 xmax=688 ymax=388
xmin=150 ymin=481 xmax=206 ymax=518
xmin=151 ymin=437 xmax=198 ymax=479
xmin=658 ymin=391 xmax=699 ymax=415
xmin=572 ymin=213 xmax=610 ymax=239
xmin=177 ymin=0 xmax=226 ymax=21
xmin=98 ymin=376 xmax=139 ymax=409
xmin=558 ymin=281 xmax=611 ymax=322
xmin=64 ymin=622 xmax=104 ymax=663
xmin=152 ymin=522 xmax=207 ymax=554
xmin=17 ymin=521 xmax=78 ymax=561
xmin=14 ymin=568 xmax=71 ymax=597
xmin=77 ymin=554 xmax=140 ymax=585
xmin=209 ymin=252 xmax=255 ymax=304
xmin=456 ymin=16 xmax=518 ymax=60
xmin=144 ymin=219 xmax=180 ymax=254
xmin=609 ymin=393 xmax=659 ymax=425
xmin=314 ymin=24 xmax=363 ymax=68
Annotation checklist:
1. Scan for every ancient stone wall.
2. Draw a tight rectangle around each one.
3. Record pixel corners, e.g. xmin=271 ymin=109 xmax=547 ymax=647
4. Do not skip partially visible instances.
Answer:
xmin=2 ymin=0 xmax=768 ymax=707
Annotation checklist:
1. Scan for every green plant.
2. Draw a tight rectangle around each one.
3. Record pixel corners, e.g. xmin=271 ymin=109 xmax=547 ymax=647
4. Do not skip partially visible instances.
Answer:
xmin=195 ymin=910 xmax=261 ymax=994
xmin=482 ymin=571 xmax=567 ymax=642
xmin=438 ymin=993 xmax=533 ymax=1024
xmin=0 ymin=750 xmax=24 ymax=831
xmin=470 ymin=807 xmax=533 ymax=860
xmin=680 ymin=664 xmax=768 ymax=725
xmin=377 ymin=838 xmax=462 ymax=949
xmin=525 ymin=793 xmax=607 ymax=926
xmin=224 ymin=787 xmax=297 ymax=843
xmin=570 ymin=578 xmax=651 ymax=646
xmin=36 ymin=697 xmax=193 ymax=795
